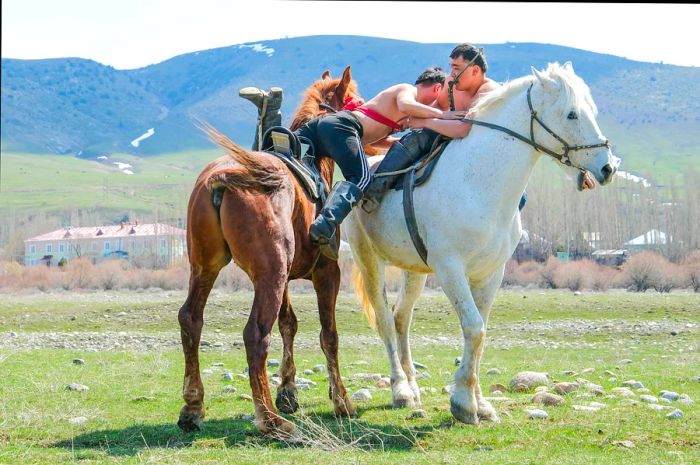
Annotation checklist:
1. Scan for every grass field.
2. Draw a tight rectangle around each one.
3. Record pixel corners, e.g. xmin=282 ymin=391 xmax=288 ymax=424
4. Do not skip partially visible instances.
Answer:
xmin=0 ymin=289 xmax=698 ymax=464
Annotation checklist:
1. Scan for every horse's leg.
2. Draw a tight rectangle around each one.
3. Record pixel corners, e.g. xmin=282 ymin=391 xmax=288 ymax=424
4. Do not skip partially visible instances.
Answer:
xmin=177 ymin=188 xmax=230 ymax=432
xmin=245 ymin=274 xmax=295 ymax=435
xmin=393 ymin=271 xmax=428 ymax=405
xmin=275 ymin=285 xmax=299 ymax=414
xmin=354 ymin=250 xmax=415 ymax=408
xmin=470 ymin=266 xmax=505 ymax=423
xmin=432 ymin=257 xmax=485 ymax=425
xmin=312 ymin=258 xmax=356 ymax=416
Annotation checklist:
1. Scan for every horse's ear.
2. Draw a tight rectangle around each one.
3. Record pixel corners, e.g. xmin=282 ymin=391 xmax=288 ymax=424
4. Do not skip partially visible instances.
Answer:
xmin=531 ymin=66 xmax=553 ymax=87
xmin=322 ymin=70 xmax=331 ymax=80
xmin=335 ymin=66 xmax=352 ymax=99
xmin=562 ymin=61 xmax=574 ymax=73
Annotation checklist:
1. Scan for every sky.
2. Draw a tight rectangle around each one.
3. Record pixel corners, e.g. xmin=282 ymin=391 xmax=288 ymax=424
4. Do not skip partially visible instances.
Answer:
xmin=2 ymin=1 xmax=699 ymax=70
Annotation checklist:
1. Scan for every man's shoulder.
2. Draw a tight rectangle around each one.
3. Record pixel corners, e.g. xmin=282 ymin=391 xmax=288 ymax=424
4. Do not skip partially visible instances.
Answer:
xmin=480 ymin=79 xmax=501 ymax=92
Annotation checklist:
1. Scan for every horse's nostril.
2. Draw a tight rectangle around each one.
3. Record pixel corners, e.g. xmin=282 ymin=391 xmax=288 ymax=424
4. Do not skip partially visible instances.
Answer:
xmin=602 ymin=163 xmax=614 ymax=178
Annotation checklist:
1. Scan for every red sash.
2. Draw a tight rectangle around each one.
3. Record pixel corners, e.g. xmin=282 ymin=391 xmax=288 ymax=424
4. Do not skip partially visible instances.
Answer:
xmin=341 ymin=97 xmax=402 ymax=132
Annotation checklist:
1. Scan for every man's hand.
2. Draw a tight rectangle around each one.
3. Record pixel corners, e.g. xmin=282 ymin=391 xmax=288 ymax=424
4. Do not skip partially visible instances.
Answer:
xmin=440 ymin=110 xmax=467 ymax=120
xmin=579 ymin=171 xmax=597 ymax=190
xmin=407 ymin=117 xmax=427 ymax=129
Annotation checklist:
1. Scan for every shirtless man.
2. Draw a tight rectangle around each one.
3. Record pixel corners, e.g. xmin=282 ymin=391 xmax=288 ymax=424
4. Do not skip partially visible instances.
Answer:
xmin=293 ymin=67 xmax=459 ymax=259
xmin=362 ymin=43 xmax=497 ymax=212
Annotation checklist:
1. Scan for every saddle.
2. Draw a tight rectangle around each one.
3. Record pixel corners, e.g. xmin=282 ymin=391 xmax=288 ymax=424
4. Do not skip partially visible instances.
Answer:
xmin=386 ymin=135 xmax=452 ymax=191
xmin=260 ymin=126 xmax=328 ymax=203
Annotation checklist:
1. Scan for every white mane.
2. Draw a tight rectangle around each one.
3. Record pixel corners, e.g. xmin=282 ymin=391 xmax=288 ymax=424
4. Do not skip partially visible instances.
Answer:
xmin=469 ymin=62 xmax=597 ymax=119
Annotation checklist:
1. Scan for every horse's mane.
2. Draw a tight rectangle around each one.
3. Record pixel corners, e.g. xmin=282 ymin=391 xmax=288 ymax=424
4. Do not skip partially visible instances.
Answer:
xmin=289 ymin=77 xmax=359 ymax=130
xmin=469 ymin=62 xmax=597 ymax=119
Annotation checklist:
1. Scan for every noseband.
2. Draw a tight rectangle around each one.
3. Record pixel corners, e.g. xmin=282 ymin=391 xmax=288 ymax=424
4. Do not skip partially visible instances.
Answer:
xmin=461 ymin=83 xmax=610 ymax=170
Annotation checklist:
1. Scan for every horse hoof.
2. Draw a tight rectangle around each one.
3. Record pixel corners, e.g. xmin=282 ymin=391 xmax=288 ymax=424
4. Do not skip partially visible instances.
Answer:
xmin=450 ymin=398 xmax=478 ymax=425
xmin=333 ymin=398 xmax=357 ymax=417
xmin=177 ymin=413 xmax=203 ymax=432
xmin=392 ymin=395 xmax=416 ymax=409
xmin=256 ymin=415 xmax=297 ymax=437
xmin=276 ymin=388 xmax=299 ymax=414
xmin=478 ymin=405 xmax=501 ymax=423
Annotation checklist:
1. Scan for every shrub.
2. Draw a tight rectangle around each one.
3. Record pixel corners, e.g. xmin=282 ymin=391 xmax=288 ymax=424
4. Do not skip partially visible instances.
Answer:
xmin=93 ymin=259 xmax=128 ymax=290
xmin=539 ymin=257 xmax=560 ymax=289
xmin=62 ymin=258 xmax=94 ymax=289
xmin=554 ymin=259 xmax=598 ymax=291
xmin=621 ymin=251 xmax=682 ymax=293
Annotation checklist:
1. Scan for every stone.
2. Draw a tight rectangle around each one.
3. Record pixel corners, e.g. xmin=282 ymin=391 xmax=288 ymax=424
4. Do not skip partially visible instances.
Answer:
xmin=678 ymin=394 xmax=693 ymax=405
xmin=572 ymin=405 xmax=600 ymax=412
xmin=509 ymin=371 xmax=548 ymax=392
xmin=72 ymin=359 xmax=85 ymax=365
xmin=526 ymin=408 xmax=548 ymax=419
xmin=619 ymin=359 xmax=633 ymax=364
xmin=486 ymin=368 xmax=502 ymax=375
xmin=69 ymin=416 xmax=88 ymax=425
xmin=535 ymin=386 xmax=549 ymax=393
xmin=613 ymin=440 xmax=635 ymax=449
xmin=621 ymin=380 xmax=644 ymax=389
xmin=223 ymin=372 xmax=234 ymax=381
xmin=531 ymin=392 xmax=564 ymax=406
xmin=312 ymin=364 xmax=327 ymax=373
xmin=640 ymin=395 xmax=658 ymax=403
xmin=238 ymin=394 xmax=253 ymax=401
xmin=442 ymin=384 xmax=455 ymax=394
xmin=267 ymin=359 xmax=280 ymax=368
xmin=660 ymin=391 xmax=680 ymax=401
xmin=454 ymin=357 xmax=462 ymax=366
xmin=413 ymin=361 xmax=428 ymax=370
xmin=666 ymin=409 xmax=683 ymax=419
xmin=223 ymin=386 xmax=237 ymax=393
xmin=303 ymin=369 xmax=314 ymax=376
xmin=132 ymin=396 xmax=156 ymax=402
xmin=295 ymin=377 xmax=316 ymax=386
xmin=66 ymin=383 xmax=89 ymax=392
xmin=553 ymin=382 xmax=579 ymax=395
xmin=351 ymin=389 xmax=372 ymax=401
xmin=375 ymin=377 xmax=391 ymax=389
xmin=580 ymin=367 xmax=595 ymax=375
xmin=490 ymin=383 xmax=508 ymax=393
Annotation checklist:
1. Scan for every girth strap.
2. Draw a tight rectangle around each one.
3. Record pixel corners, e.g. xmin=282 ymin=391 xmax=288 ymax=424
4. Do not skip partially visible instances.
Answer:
xmin=403 ymin=166 xmax=428 ymax=265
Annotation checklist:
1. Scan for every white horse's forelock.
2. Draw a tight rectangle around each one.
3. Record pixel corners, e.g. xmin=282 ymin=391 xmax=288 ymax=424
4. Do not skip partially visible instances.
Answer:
xmin=468 ymin=62 xmax=597 ymax=119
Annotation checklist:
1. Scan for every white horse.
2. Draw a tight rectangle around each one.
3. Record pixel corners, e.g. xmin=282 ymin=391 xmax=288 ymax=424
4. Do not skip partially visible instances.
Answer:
xmin=345 ymin=62 xmax=620 ymax=425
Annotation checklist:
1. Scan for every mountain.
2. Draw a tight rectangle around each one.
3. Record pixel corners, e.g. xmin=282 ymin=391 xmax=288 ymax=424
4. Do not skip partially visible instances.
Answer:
xmin=2 ymin=35 xmax=699 ymax=179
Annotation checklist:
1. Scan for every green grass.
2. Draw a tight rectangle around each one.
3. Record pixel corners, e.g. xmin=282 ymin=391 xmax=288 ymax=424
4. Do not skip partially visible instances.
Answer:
xmin=0 ymin=290 xmax=698 ymax=464
xmin=0 ymin=150 xmax=221 ymax=216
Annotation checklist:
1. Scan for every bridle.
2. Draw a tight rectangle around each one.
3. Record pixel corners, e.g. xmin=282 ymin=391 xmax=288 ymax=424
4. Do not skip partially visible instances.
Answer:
xmin=461 ymin=83 xmax=611 ymax=170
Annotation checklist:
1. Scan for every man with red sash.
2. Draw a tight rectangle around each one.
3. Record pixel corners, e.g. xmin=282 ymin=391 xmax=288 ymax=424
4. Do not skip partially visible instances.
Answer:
xmin=240 ymin=67 xmax=457 ymax=260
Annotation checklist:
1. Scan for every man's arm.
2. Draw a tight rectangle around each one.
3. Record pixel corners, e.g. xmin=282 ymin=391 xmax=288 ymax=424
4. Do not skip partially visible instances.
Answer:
xmin=396 ymin=85 xmax=449 ymax=119
xmin=409 ymin=117 xmax=472 ymax=139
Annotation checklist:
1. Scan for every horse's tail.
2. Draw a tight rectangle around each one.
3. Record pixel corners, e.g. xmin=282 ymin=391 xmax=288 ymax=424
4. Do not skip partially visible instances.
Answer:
xmin=352 ymin=265 xmax=377 ymax=330
xmin=198 ymin=121 xmax=285 ymax=194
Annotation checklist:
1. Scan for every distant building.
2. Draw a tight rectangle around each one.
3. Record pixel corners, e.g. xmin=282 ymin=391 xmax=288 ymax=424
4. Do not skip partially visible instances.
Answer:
xmin=591 ymin=249 xmax=630 ymax=267
xmin=625 ymin=229 xmax=669 ymax=251
xmin=24 ymin=222 xmax=186 ymax=267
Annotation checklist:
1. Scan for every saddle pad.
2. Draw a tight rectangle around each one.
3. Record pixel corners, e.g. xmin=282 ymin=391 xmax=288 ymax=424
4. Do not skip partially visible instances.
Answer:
xmin=266 ymin=150 xmax=327 ymax=202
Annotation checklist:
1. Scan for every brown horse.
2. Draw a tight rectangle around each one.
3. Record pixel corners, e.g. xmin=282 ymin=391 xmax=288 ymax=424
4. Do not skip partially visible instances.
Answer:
xmin=177 ymin=67 xmax=365 ymax=436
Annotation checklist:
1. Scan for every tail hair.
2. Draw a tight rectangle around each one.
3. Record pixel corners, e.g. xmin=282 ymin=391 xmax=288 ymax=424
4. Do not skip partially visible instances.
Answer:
xmin=352 ymin=264 xmax=376 ymax=330
xmin=195 ymin=119 xmax=285 ymax=194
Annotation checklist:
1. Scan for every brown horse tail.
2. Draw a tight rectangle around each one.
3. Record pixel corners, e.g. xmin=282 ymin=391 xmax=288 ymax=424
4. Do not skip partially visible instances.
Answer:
xmin=197 ymin=121 xmax=285 ymax=194
xmin=353 ymin=264 xmax=377 ymax=330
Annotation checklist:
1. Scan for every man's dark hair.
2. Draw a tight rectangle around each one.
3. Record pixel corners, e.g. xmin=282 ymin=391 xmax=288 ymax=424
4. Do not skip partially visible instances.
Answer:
xmin=415 ymin=66 xmax=446 ymax=85
xmin=450 ymin=43 xmax=488 ymax=73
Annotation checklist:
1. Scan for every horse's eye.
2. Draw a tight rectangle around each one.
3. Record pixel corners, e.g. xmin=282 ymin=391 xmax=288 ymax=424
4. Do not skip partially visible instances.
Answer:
xmin=567 ymin=111 xmax=578 ymax=120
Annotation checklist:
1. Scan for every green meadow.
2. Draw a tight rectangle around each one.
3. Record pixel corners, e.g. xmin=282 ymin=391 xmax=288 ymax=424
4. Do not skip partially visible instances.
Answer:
xmin=0 ymin=289 xmax=698 ymax=464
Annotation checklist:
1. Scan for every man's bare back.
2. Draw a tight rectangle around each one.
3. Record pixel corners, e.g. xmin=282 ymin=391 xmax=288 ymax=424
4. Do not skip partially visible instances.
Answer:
xmin=351 ymin=83 xmax=455 ymax=145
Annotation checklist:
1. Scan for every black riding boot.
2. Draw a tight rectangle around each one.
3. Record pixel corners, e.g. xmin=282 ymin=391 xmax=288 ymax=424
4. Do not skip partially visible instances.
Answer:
xmin=362 ymin=128 xmax=441 ymax=213
xmin=239 ymin=86 xmax=283 ymax=150
xmin=309 ymin=181 xmax=363 ymax=260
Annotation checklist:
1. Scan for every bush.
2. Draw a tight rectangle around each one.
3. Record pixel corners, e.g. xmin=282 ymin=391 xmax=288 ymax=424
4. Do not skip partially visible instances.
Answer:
xmin=62 ymin=258 xmax=94 ymax=289
xmin=621 ymin=251 xmax=682 ymax=293
xmin=554 ymin=259 xmax=598 ymax=291
xmin=539 ymin=257 xmax=560 ymax=289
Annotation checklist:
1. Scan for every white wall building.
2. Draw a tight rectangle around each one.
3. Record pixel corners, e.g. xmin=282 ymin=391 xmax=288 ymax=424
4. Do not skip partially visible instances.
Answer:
xmin=24 ymin=222 xmax=186 ymax=267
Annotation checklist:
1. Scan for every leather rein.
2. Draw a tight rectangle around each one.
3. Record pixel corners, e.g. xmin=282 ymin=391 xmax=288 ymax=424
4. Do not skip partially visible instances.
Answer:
xmin=461 ymin=83 xmax=610 ymax=170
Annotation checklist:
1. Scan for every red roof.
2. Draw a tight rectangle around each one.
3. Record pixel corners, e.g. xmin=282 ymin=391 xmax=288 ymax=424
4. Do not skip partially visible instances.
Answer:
xmin=25 ymin=223 xmax=186 ymax=242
